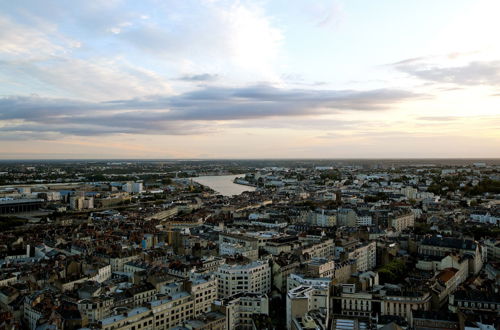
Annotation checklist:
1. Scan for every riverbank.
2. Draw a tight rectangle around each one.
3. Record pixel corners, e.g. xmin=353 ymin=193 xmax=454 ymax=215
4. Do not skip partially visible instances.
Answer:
xmin=233 ymin=177 xmax=257 ymax=187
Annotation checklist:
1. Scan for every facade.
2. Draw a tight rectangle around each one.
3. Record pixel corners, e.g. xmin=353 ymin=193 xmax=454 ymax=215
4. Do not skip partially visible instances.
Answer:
xmin=215 ymin=261 xmax=271 ymax=298
xmin=333 ymin=260 xmax=356 ymax=284
xmin=418 ymin=236 xmax=483 ymax=275
xmin=483 ymin=238 xmax=500 ymax=262
xmin=389 ymin=211 xmax=415 ymax=232
xmin=23 ymin=293 xmax=45 ymax=330
xmin=337 ymin=208 xmax=357 ymax=227
xmin=301 ymin=239 xmax=335 ymax=259
xmin=218 ymin=233 xmax=259 ymax=260
xmin=305 ymin=258 xmax=335 ymax=278
xmin=286 ymin=285 xmax=330 ymax=330
xmin=356 ymin=210 xmax=373 ymax=226
xmin=99 ymin=307 xmax=153 ymax=330
xmin=470 ymin=211 xmax=500 ymax=225
xmin=212 ymin=292 xmax=268 ymax=330
xmin=0 ymin=198 xmax=44 ymax=214
xmin=149 ymin=292 xmax=193 ymax=330
xmin=181 ymin=311 xmax=226 ymax=330
xmin=78 ymin=297 xmax=114 ymax=323
xmin=187 ymin=277 xmax=218 ymax=317
xmin=272 ymin=257 xmax=300 ymax=293
xmin=381 ymin=290 xmax=431 ymax=323
xmin=110 ymin=254 xmax=141 ymax=272
xmin=340 ymin=284 xmax=373 ymax=318
xmin=122 ymin=182 xmax=144 ymax=194
xmin=412 ymin=311 xmax=459 ymax=330
xmin=449 ymin=289 xmax=500 ymax=314
xmin=348 ymin=241 xmax=376 ymax=272
xmin=98 ymin=288 xmax=218 ymax=330
xmin=69 ymin=195 xmax=94 ymax=210
xmin=428 ymin=255 xmax=468 ymax=308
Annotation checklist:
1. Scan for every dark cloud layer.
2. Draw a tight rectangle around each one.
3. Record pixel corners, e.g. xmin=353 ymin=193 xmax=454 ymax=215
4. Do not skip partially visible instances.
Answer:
xmin=394 ymin=59 xmax=500 ymax=86
xmin=0 ymin=84 xmax=420 ymax=138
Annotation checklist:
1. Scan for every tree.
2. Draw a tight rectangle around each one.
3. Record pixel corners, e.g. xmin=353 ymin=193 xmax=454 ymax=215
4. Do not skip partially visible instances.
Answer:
xmin=377 ymin=259 xmax=408 ymax=284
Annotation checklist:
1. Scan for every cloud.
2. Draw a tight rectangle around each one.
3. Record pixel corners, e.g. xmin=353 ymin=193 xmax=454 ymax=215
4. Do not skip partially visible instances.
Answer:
xmin=0 ymin=0 xmax=284 ymax=96
xmin=178 ymin=73 xmax=219 ymax=82
xmin=110 ymin=1 xmax=283 ymax=80
xmin=417 ymin=116 xmax=458 ymax=121
xmin=0 ymin=57 xmax=172 ymax=100
xmin=299 ymin=1 xmax=345 ymax=28
xmin=0 ymin=85 xmax=420 ymax=138
xmin=394 ymin=58 xmax=500 ymax=86
xmin=0 ymin=16 xmax=73 ymax=58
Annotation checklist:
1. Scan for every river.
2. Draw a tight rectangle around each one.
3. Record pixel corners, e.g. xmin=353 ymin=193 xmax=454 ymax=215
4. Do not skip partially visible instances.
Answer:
xmin=192 ymin=174 xmax=256 ymax=196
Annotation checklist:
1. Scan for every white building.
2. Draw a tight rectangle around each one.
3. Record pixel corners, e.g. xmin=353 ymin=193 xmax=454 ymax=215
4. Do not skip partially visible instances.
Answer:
xmin=301 ymin=239 xmax=335 ymax=259
xmin=187 ymin=276 xmax=218 ymax=317
xmin=484 ymin=238 xmax=500 ymax=262
xmin=213 ymin=292 xmax=269 ymax=330
xmin=286 ymin=285 xmax=330 ymax=330
xmin=389 ymin=211 xmax=415 ymax=232
xmin=470 ymin=211 xmax=499 ymax=225
xmin=69 ymin=195 xmax=94 ymax=210
xmin=287 ymin=273 xmax=332 ymax=292
xmin=348 ymin=241 xmax=376 ymax=272
xmin=122 ymin=181 xmax=144 ymax=194
xmin=356 ymin=211 xmax=373 ymax=226
xmin=219 ymin=242 xmax=258 ymax=261
xmin=340 ymin=284 xmax=373 ymax=318
xmin=216 ymin=261 xmax=271 ymax=298
xmin=401 ymin=187 xmax=418 ymax=200
xmin=109 ymin=254 xmax=141 ymax=272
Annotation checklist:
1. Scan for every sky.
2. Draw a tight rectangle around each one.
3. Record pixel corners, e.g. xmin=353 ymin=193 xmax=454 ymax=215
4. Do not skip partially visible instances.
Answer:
xmin=0 ymin=0 xmax=499 ymax=159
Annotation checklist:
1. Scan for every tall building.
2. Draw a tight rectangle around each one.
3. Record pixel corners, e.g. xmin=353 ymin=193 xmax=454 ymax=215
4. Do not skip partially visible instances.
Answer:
xmin=216 ymin=261 xmax=271 ymax=298
xmin=348 ymin=241 xmax=376 ymax=272
xmin=212 ymin=292 xmax=269 ymax=330
xmin=122 ymin=181 xmax=143 ymax=193
xmin=286 ymin=285 xmax=330 ymax=330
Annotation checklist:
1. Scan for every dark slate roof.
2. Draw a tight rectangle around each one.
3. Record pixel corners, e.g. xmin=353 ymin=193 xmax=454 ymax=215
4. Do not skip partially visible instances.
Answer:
xmin=421 ymin=236 xmax=476 ymax=250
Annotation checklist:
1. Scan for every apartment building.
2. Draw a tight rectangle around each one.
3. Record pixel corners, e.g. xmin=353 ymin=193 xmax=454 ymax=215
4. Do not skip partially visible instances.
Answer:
xmin=216 ymin=261 xmax=271 ymax=298
xmin=218 ymin=233 xmax=259 ymax=261
xmin=78 ymin=297 xmax=114 ymax=323
xmin=340 ymin=284 xmax=373 ymax=318
xmin=418 ymin=236 xmax=483 ymax=274
xmin=428 ymin=255 xmax=468 ymax=308
xmin=483 ymin=238 xmax=500 ymax=262
xmin=301 ymin=239 xmax=335 ymax=260
xmin=286 ymin=285 xmax=330 ymax=330
xmin=381 ymin=290 xmax=431 ymax=322
xmin=212 ymin=292 xmax=269 ymax=330
xmin=287 ymin=273 xmax=332 ymax=292
xmin=110 ymin=254 xmax=141 ymax=272
xmin=99 ymin=307 xmax=153 ymax=330
xmin=304 ymin=258 xmax=335 ymax=278
xmin=389 ymin=210 xmax=415 ymax=232
xmin=186 ymin=277 xmax=218 ymax=317
xmin=149 ymin=292 xmax=194 ymax=330
xmin=348 ymin=241 xmax=376 ymax=272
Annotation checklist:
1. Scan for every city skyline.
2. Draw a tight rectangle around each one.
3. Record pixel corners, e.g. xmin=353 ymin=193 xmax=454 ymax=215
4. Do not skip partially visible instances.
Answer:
xmin=1 ymin=0 xmax=499 ymax=159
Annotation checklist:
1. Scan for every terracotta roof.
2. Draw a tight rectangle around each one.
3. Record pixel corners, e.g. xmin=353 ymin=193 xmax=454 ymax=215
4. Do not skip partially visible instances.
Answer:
xmin=437 ymin=267 xmax=458 ymax=283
